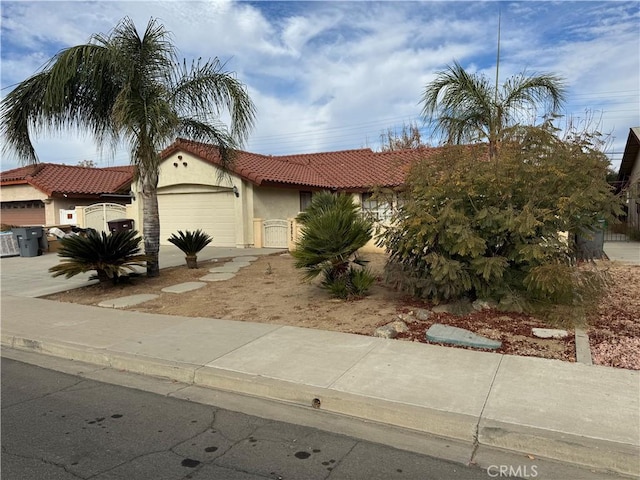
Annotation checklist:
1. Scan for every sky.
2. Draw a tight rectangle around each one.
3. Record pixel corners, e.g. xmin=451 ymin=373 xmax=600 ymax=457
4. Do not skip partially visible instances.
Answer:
xmin=1 ymin=0 xmax=639 ymax=173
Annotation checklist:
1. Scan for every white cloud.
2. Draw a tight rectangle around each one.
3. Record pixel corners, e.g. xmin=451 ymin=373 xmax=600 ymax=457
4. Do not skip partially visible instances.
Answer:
xmin=1 ymin=1 xmax=637 ymax=171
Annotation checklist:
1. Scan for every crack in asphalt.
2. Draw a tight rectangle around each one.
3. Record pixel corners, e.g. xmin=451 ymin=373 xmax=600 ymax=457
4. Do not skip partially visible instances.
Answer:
xmin=1 ymin=377 xmax=86 ymax=409
xmin=2 ymin=451 xmax=88 ymax=479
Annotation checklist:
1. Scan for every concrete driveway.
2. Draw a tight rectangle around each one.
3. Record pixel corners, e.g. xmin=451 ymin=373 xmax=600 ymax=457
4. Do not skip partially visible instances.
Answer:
xmin=0 ymin=245 xmax=284 ymax=298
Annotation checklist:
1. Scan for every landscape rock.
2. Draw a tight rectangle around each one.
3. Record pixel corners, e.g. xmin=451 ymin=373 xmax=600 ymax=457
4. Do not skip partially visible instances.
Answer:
xmin=431 ymin=304 xmax=451 ymax=314
xmin=397 ymin=313 xmax=415 ymax=323
xmin=415 ymin=308 xmax=431 ymax=321
xmin=373 ymin=325 xmax=398 ymax=339
xmin=426 ymin=323 xmax=502 ymax=350
xmin=374 ymin=320 xmax=409 ymax=339
xmin=389 ymin=320 xmax=409 ymax=333
xmin=472 ymin=299 xmax=495 ymax=311
xmin=431 ymin=300 xmax=473 ymax=316
xmin=532 ymin=328 xmax=570 ymax=339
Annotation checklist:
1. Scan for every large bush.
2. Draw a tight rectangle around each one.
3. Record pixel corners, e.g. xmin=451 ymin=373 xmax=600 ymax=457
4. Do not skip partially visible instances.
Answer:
xmin=380 ymin=125 xmax=621 ymax=319
xmin=292 ymin=192 xmax=375 ymax=299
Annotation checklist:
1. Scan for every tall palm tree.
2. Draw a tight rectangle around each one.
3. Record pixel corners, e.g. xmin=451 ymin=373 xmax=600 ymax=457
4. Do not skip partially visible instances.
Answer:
xmin=420 ymin=61 xmax=565 ymax=159
xmin=1 ymin=17 xmax=256 ymax=277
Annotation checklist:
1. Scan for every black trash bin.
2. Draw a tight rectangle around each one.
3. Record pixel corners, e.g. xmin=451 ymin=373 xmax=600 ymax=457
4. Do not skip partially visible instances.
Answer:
xmin=12 ymin=226 xmax=44 ymax=257
xmin=575 ymin=220 xmax=606 ymax=260
xmin=107 ymin=219 xmax=134 ymax=234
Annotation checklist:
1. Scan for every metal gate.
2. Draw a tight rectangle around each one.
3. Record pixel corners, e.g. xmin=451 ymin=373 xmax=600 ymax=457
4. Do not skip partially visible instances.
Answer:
xmin=263 ymin=219 xmax=288 ymax=248
xmin=604 ymin=221 xmax=629 ymax=242
xmin=81 ymin=203 xmax=127 ymax=233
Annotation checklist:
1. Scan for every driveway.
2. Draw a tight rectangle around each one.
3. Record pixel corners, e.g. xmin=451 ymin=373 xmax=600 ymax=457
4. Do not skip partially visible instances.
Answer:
xmin=0 ymin=245 xmax=284 ymax=298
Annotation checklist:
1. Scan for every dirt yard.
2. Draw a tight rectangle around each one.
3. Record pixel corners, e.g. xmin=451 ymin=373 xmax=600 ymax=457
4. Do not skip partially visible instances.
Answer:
xmin=44 ymin=252 xmax=640 ymax=370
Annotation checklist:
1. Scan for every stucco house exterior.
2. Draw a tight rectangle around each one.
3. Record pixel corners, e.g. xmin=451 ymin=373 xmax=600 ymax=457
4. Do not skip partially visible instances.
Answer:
xmin=618 ymin=127 xmax=640 ymax=234
xmin=0 ymin=163 xmax=134 ymax=227
xmin=126 ymin=138 xmax=435 ymax=249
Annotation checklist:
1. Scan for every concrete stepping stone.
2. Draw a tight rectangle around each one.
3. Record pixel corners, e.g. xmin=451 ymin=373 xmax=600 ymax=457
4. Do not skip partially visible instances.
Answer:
xmin=200 ymin=272 xmax=235 ymax=282
xmin=232 ymin=256 xmax=258 ymax=262
xmin=210 ymin=263 xmax=245 ymax=273
xmin=98 ymin=294 xmax=159 ymax=308
xmin=532 ymin=328 xmax=569 ymax=339
xmin=161 ymin=282 xmax=207 ymax=294
xmin=426 ymin=323 xmax=502 ymax=350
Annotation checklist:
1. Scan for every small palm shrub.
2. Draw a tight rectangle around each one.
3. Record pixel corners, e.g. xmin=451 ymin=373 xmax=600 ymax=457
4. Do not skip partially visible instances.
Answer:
xmin=292 ymin=192 xmax=375 ymax=299
xmin=167 ymin=229 xmax=213 ymax=268
xmin=49 ymin=230 xmax=147 ymax=284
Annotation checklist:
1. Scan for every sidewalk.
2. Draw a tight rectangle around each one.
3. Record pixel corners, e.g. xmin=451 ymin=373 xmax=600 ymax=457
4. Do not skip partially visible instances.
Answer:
xmin=604 ymin=241 xmax=640 ymax=264
xmin=1 ymin=246 xmax=639 ymax=478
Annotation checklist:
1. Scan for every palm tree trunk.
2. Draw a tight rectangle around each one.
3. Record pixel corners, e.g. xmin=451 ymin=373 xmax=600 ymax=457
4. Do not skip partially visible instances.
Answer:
xmin=141 ymin=174 xmax=160 ymax=277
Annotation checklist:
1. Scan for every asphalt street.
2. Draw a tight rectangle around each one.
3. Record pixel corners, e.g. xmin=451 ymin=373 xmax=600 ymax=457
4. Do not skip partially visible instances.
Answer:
xmin=1 ymin=358 xmax=492 ymax=480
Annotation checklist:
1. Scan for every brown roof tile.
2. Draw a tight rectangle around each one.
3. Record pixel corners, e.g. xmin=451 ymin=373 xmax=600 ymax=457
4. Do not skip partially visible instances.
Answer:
xmin=0 ymin=163 xmax=134 ymax=197
xmin=162 ymin=138 xmax=438 ymax=190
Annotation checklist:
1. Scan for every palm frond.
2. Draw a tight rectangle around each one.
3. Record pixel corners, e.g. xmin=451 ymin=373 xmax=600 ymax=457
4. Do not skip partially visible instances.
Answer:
xmin=420 ymin=60 xmax=566 ymax=152
xmin=170 ymin=57 xmax=256 ymax=144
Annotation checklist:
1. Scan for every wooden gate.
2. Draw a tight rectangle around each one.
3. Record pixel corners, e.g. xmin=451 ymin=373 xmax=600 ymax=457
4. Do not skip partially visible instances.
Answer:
xmin=81 ymin=203 xmax=127 ymax=233
xmin=263 ymin=219 xmax=288 ymax=248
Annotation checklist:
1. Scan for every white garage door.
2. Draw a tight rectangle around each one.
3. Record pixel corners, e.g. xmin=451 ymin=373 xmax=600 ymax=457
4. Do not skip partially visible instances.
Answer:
xmin=158 ymin=192 xmax=236 ymax=247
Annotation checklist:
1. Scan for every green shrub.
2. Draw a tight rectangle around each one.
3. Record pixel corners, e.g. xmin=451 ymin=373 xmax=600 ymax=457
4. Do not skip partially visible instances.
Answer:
xmin=292 ymin=192 xmax=375 ymax=299
xmin=167 ymin=229 xmax=213 ymax=268
xmin=49 ymin=230 xmax=147 ymax=284
xmin=379 ymin=125 xmax=621 ymax=321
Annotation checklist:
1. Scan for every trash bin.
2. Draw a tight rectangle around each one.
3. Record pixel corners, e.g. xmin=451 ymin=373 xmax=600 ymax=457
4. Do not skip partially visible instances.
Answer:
xmin=575 ymin=220 xmax=606 ymax=260
xmin=12 ymin=226 xmax=44 ymax=257
xmin=107 ymin=219 xmax=134 ymax=233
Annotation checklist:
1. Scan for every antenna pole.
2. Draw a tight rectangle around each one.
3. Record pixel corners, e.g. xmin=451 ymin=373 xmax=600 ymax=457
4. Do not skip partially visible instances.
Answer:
xmin=495 ymin=9 xmax=501 ymax=105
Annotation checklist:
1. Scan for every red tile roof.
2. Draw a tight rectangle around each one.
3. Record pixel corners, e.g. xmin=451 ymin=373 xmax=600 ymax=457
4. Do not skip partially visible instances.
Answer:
xmin=162 ymin=138 xmax=438 ymax=190
xmin=0 ymin=163 xmax=134 ymax=197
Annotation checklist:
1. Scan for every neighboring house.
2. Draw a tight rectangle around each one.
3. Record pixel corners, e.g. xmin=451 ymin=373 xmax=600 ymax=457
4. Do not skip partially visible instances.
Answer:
xmin=0 ymin=163 xmax=134 ymax=227
xmin=135 ymin=138 xmax=435 ymax=248
xmin=617 ymin=127 xmax=640 ymax=233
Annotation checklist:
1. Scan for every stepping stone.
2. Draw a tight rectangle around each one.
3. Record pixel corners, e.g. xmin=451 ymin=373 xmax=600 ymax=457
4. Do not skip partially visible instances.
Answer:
xmin=210 ymin=263 xmax=248 ymax=273
xmin=426 ymin=323 xmax=502 ymax=350
xmin=98 ymin=294 xmax=159 ymax=308
xmin=230 ymin=262 xmax=251 ymax=268
xmin=232 ymin=256 xmax=258 ymax=262
xmin=200 ymin=272 xmax=235 ymax=282
xmin=161 ymin=282 xmax=207 ymax=293
xmin=532 ymin=328 xmax=569 ymax=339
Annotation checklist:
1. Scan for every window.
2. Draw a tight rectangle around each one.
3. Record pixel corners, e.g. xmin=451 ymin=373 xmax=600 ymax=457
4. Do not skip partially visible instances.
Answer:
xmin=300 ymin=191 xmax=313 ymax=212
xmin=361 ymin=192 xmax=392 ymax=222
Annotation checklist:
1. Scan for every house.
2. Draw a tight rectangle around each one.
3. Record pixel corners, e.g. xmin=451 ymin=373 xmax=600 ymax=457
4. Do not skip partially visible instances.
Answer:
xmin=618 ymin=127 xmax=640 ymax=234
xmin=127 ymin=138 xmax=435 ymax=249
xmin=0 ymin=163 xmax=134 ymax=228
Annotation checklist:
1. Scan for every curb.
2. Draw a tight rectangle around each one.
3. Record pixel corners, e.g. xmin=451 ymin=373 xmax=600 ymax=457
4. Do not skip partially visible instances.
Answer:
xmin=2 ymin=333 xmax=638 ymax=478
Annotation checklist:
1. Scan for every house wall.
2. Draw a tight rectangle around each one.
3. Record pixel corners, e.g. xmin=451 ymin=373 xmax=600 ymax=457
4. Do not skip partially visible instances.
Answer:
xmin=628 ymin=149 xmax=640 ymax=230
xmin=253 ymin=187 xmax=300 ymax=220
xmin=145 ymin=151 xmax=254 ymax=246
xmin=0 ymin=184 xmax=48 ymax=202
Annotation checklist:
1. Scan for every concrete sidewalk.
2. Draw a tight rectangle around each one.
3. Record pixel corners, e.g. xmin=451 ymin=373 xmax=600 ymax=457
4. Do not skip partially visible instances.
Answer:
xmin=604 ymin=241 xmax=640 ymax=264
xmin=1 ymin=246 xmax=639 ymax=478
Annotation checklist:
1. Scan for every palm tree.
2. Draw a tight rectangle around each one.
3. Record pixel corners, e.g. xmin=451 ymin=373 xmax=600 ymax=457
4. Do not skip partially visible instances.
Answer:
xmin=420 ymin=61 xmax=565 ymax=159
xmin=1 ymin=17 xmax=256 ymax=277
xmin=292 ymin=192 xmax=375 ymax=298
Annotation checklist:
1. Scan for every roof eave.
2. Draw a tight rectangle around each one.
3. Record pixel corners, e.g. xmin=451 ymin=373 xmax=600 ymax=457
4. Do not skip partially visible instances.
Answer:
xmin=617 ymin=127 xmax=640 ymax=183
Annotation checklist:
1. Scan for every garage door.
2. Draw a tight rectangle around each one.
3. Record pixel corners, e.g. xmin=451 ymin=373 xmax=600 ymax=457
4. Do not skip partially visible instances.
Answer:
xmin=0 ymin=201 xmax=46 ymax=226
xmin=158 ymin=192 xmax=236 ymax=247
